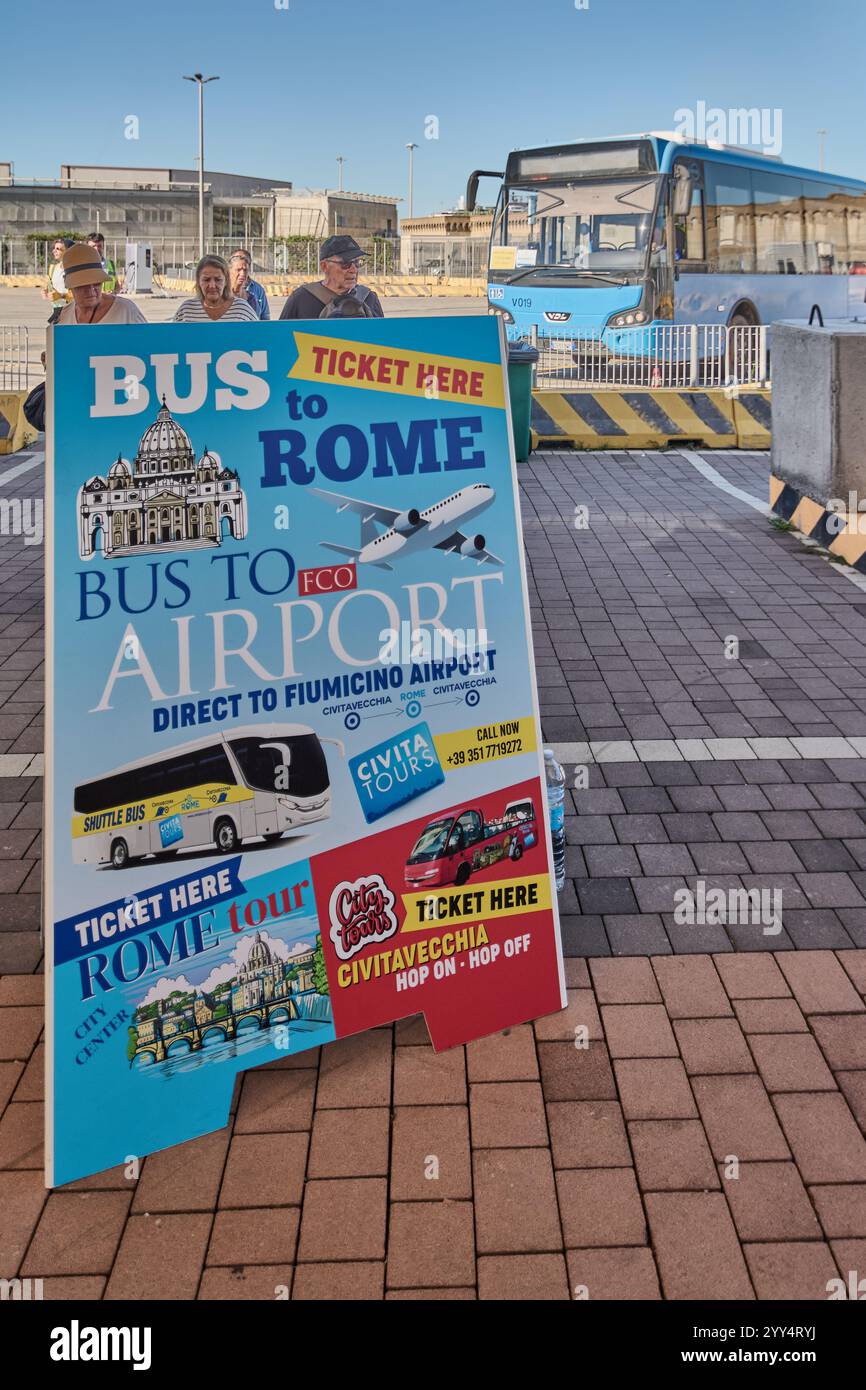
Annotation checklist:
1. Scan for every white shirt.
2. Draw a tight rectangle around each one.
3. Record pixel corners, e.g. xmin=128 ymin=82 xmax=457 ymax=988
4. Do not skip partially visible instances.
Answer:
xmin=57 ymin=296 xmax=148 ymax=325
xmin=173 ymin=297 xmax=258 ymax=322
xmin=51 ymin=263 xmax=67 ymax=295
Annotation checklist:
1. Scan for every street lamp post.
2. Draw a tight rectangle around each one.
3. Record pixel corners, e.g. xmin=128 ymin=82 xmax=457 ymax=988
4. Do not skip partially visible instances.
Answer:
xmin=406 ymin=142 xmax=418 ymax=220
xmin=817 ymin=128 xmax=828 ymax=172
xmin=337 ymin=156 xmax=345 ymax=192
xmin=183 ymin=73 xmax=219 ymax=260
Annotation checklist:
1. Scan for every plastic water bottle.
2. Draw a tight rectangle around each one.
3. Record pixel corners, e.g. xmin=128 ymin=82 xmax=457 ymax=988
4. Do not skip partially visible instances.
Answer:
xmin=544 ymin=748 xmax=566 ymax=892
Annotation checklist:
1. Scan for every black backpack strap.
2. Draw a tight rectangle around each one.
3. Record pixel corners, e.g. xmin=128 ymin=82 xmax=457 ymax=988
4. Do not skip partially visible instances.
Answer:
xmin=302 ymin=282 xmax=334 ymax=308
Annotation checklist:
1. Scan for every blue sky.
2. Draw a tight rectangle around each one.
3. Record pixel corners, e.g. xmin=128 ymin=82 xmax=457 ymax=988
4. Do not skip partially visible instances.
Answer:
xmin=2 ymin=0 xmax=863 ymax=214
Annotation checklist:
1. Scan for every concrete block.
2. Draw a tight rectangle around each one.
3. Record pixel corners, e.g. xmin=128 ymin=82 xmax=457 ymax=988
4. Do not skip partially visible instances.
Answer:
xmin=771 ymin=321 xmax=866 ymax=506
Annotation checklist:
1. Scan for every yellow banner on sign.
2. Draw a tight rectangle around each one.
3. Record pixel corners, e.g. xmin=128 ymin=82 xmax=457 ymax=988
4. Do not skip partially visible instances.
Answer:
xmin=287 ymin=332 xmax=505 ymax=408
xmin=402 ymin=873 xmax=552 ymax=931
xmin=490 ymin=246 xmax=518 ymax=270
xmin=433 ymin=716 xmax=537 ymax=770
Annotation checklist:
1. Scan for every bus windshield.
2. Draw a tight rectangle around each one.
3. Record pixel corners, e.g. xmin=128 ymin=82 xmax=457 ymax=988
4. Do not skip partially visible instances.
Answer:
xmin=493 ymin=178 xmax=660 ymax=273
xmin=229 ymin=734 xmax=329 ymax=798
xmin=407 ymin=819 xmax=453 ymax=863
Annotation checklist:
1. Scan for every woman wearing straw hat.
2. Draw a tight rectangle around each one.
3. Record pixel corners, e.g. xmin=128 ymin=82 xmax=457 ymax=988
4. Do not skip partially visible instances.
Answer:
xmin=56 ymin=244 xmax=147 ymax=325
xmin=173 ymin=255 xmax=258 ymax=322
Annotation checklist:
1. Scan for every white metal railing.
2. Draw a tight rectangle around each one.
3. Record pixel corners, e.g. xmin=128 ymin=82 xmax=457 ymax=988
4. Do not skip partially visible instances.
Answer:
xmin=0 ymin=326 xmax=32 ymax=392
xmin=528 ymin=323 xmax=771 ymax=390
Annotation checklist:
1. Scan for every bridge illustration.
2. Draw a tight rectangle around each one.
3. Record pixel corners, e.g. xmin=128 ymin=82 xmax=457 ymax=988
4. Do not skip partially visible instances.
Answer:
xmin=132 ymin=997 xmax=303 ymax=1064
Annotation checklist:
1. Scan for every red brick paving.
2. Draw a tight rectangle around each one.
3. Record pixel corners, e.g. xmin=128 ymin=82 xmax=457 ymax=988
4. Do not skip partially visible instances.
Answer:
xmin=2 ymin=948 xmax=866 ymax=1297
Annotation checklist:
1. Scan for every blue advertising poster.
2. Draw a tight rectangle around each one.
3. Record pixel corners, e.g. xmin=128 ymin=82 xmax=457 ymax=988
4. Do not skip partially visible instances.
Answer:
xmin=45 ymin=316 xmax=565 ymax=1186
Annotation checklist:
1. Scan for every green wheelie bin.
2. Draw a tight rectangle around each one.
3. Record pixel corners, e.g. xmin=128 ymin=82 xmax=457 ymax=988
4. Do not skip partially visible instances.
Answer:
xmin=506 ymin=342 xmax=539 ymax=463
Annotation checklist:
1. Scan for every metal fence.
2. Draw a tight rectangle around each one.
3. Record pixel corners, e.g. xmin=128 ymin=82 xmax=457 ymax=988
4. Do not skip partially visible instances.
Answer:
xmin=529 ymin=323 xmax=771 ymax=390
xmin=0 ymin=326 xmax=32 ymax=391
xmin=0 ymin=235 xmax=404 ymax=280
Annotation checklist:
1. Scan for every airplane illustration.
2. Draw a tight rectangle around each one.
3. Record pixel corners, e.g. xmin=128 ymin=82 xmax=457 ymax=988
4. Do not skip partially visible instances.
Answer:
xmin=309 ymin=483 xmax=504 ymax=570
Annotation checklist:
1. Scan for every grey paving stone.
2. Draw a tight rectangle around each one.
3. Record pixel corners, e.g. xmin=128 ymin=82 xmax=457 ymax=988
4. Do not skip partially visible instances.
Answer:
xmin=612 ymin=814 xmax=669 ymax=845
xmin=575 ymin=878 xmax=639 ymax=916
xmin=667 ymin=785 xmax=724 ymax=813
xmin=761 ymin=811 xmax=824 ymax=840
xmin=636 ymin=844 xmax=696 ymax=877
xmin=558 ymin=914 xmax=610 ymax=958
xmin=571 ymin=789 xmax=626 ymax=816
xmin=565 ymin=815 xmax=617 ymax=846
xmin=810 ymin=809 xmax=866 ymax=838
xmin=795 ymin=873 xmax=866 ymax=909
xmin=661 ymin=813 xmax=720 ymax=843
xmin=781 ymin=760 xmax=837 ymax=784
xmin=619 ymin=787 xmax=675 ymax=814
xmin=643 ymin=762 xmax=699 ymax=786
xmin=631 ymin=876 xmax=687 ymax=914
xmin=741 ymin=842 xmax=806 ymax=874
xmin=603 ymin=914 xmax=672 ymax=956
xmin=837 ymin=909 xmax=866 ymax=947
xmin=599 ymin=763 xmax=653 ymax=788
xmin=662 ymin=916 xmax=735 ymax=954
xmin=763 ymin=785 xmax=820 ymax=810
xmin=583 ymin=844 xmax=642 ymax=878
xmin=712 ymin=812 xmax=771 ymax=842
xmin=812 ymin=784 xmax=866 ymax=809
xmin=782 ymin=911 xmax=854 ymax=950
xmin=688 ymin=842 xmax=750 ymax=874
xmin=790 ymin=840 xmax=858 ymax=873
xmin=564 ymin=846 xmax=588 ymax=878
xmin=694 ymin=763 xmax=746 ymax=786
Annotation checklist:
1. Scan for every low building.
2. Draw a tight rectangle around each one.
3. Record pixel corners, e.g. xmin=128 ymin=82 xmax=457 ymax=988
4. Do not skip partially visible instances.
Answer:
xmin=273 ymin=188 xmax=399 ymax=241
xmin=399 ymin=210 xmax=497 ymax=277
xmin=0 ymin=165 xmax=399 ymax=276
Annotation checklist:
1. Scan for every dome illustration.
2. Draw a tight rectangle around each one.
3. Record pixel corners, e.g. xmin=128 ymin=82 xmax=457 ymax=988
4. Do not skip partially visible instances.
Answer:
xmin=77 ymin=396 xmax=247 ymax=561
xmin=135 ymin=397 xmax=195 ymax=465
xmin=247 ymin=932 xmax=273 ymax=970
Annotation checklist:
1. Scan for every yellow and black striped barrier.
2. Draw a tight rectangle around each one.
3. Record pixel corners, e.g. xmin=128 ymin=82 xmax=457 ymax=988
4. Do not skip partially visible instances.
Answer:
xmin=0 ymin=390 xmax=39 ymax=456
xmin=530 ymin=388 xmax=771 ymax=451
xmin=769 ymin=476 xmax=866 ymax=572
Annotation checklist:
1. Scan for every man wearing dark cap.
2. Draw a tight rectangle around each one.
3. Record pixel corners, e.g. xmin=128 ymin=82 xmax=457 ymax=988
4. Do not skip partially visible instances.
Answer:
xmin=279 ymin=235 xmax=384 ymax=320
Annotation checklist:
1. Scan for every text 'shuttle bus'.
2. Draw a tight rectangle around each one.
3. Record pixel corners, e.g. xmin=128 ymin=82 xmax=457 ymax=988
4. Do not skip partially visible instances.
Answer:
xmin=72 ymin=724 xmax=340 ymax=869
xmin=468 ymin=132 xmax=866 ymax=347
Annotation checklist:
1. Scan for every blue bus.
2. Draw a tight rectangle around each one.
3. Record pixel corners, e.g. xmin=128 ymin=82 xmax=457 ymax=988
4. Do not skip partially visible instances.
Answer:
xmin=467 ymin=133 xmax=866 ymax=348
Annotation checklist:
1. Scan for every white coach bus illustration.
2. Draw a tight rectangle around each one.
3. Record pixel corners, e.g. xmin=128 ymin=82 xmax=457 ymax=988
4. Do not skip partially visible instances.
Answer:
xmin=71 ymin=724 xmax=341 ymax=869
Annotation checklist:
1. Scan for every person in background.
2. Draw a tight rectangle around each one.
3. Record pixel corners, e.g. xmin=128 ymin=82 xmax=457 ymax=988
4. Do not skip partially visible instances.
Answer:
xmin=228 ymin=248 xmax=269 ymax=319
xmin=56 ymin=244 xmax=147 ymax=324
xmin=87 ymin=232 xmax=121 ymax=294
xmin=41 ymin=237 xmax=74 ymax=322
xmin=279 ymin=235 xmax=383 ymax=319
xmin=173 ymin=255 xmax=258 ymax=322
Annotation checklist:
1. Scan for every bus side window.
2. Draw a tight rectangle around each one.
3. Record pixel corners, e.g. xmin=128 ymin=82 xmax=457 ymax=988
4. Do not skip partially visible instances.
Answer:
xmin=705 ymin=163 xmax=756 ymax=273
xmin=753 ymin=172 xmax=805 ymax=273
xmin=803 ymin=179 xmax=850 ymax=274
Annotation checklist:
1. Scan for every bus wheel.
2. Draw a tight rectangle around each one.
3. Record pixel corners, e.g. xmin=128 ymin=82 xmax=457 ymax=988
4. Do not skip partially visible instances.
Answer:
xmin=511 ymin=840 xmax=523 ymax=861
xmin=110 ymin=838 xmax=129 ymax=870
xmin=455 ymin=862 xmax=471 ymax=886
xmin=214 ymin=818 xmax=239 ymax=853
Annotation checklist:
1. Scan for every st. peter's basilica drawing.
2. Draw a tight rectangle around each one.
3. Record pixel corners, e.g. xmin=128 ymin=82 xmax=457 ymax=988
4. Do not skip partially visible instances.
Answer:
xmin=77 ymin=398 xmax=248 ymax=560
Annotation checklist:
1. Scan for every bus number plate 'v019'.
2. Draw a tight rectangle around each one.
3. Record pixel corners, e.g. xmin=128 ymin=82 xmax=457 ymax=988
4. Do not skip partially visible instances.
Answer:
xmin=45 ymin=316 xmax=565 ymax=1187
